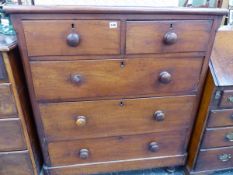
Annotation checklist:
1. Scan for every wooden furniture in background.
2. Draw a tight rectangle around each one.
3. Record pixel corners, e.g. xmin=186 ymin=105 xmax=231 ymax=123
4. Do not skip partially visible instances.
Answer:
xmin=0 ymin=35 xmax=41 ymax=175
xmin=4 ymin=5 xmax=227 ymax=175
xmin=187 ymin=26 xmax=233 ymax=174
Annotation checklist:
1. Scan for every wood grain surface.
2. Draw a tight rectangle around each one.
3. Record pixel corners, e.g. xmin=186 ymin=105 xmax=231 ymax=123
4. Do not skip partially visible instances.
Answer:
xmin=48 ymin=129 xmax=187 ymax=166
xmin=40 ymin=95 xmax=195 ymax=141
xmin=23 ymin=20 xmax=121 ymax=56
xmin=126 ymin=20 xmax=212 ymax=54
xmin=31 ymin=57 xmax=203 ymax=101
xmin=0 ymin=151 xmax=34 ymax=175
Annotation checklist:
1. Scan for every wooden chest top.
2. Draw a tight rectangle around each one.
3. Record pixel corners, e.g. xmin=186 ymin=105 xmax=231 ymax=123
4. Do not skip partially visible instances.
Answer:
xmin=211 ymin=26 xmax=233 ymax=87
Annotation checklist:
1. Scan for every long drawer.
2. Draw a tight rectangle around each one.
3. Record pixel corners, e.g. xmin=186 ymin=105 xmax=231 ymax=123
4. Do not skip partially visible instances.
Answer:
xmin=31 ymin=57 xmax=203 ymax=101
xmin=48 ymin=130 xmax=186 ymax=166
xmin=0 ymin=118 xmax=26 ymax=151
xmin=0 ymin=150 xmax=34 ymax=175
xmin=46 ymin=154 xmax=186 ymax=175
xmin=40 ymin=95 xmax=195 ymax=141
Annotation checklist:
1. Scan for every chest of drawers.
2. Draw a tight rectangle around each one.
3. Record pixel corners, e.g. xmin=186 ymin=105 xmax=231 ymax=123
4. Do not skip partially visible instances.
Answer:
xmin=5 ymin=5 xmax=227 ymax=175
xmin=187 ymin=27 xmax=233 ymax=174
xmin=0 ymin=35 xmax=41 ymax=175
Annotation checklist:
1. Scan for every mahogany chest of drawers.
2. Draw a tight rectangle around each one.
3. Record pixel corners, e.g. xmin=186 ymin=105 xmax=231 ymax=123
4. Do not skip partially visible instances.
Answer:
xmin=187 ymin=27 xmax=233 ymax=174
xmin=5 ymin=5 xmax=227 ymax=175
xmin=0 ymin=35 xmax=41 ymax=175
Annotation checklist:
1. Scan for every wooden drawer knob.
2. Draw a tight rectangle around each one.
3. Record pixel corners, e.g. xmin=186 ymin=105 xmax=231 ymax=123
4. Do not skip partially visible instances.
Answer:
xmin=153 ymin=111 xmax=165 ymax=121
xmin=67 ymin=32 xmax=80 ymax=47
xmin=71 ymin=74 xmax=82 ymax=84
xmin=159 ymin=71 xmax=172 ymax=84
xmin=79 ymin=149 xmax=89 ymax=159
xmin=225 ymin=133 xmax=233 ymax=142
xmin=163 ymin=31 xmax=177 ymax=45
xmin=148 ymin=142 xmax=159 ymax=152
xmin=76 ymin=116 xmax=87 ymax=127
xmin=218 ymin=153 xmax=232 ymax=162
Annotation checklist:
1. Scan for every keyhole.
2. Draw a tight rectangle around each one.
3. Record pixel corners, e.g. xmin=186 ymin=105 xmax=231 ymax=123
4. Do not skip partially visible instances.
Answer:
xmin=170 ymin=24 xmax=173 ymax=29
xmin=120 ymin=61 xmax=125 ymax=68
xmin=119 ymin=101 xmax=124 ymax=107
xmin=71 ymin=23 xmax=75 ymax=29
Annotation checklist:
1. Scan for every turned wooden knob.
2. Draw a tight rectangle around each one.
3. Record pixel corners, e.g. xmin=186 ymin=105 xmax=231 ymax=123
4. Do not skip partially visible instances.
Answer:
xmin=79 ymin=149 xmax=89 ymax=159
xmin=148 ymin=142 xmax=159 ymax=152
xmin=153 ymin=111 xmax=165 ymax=121
xmin=71 ymin=74 xmax=82 ymax=84
xmin=163 ymin=31 xmax=178 ymax=45
xmin=67 ymin=32 xmax=80 ymax=47
xmin=76 ymin=116 xmax=87 ymax=127
xmin=159 ymin=71 xmax=172 ymax=84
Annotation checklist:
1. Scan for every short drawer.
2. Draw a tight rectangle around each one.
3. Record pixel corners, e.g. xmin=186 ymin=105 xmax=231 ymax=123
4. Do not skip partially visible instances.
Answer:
xmin=0 ymin=150 xmax=34 ymax=175
xmin=208 ymin=109 xmax=233 ymax=127
xmin=0 ymin=119 xmax=26 ymax=151
xmin=48 ymin=130 xmax=186 ymax=166
xmin=202 ymin=127 xmax=233 ymax=149
xmin=0 ymin=84 xmax=17 ymax=118
xmin=23 ymin=20 xmax=121 ymax=56
xmin=219 ymin=90 xmax=233 ymax=108
xmin=31 ymin=57 xmax=203 ymax=101
xmin=195 ymin=147 xmax=233 ymax=171
xmin=126 ymin=20 xmax=212 ymax=54
xmin=40 ymin=95 xmax=195 ymax=142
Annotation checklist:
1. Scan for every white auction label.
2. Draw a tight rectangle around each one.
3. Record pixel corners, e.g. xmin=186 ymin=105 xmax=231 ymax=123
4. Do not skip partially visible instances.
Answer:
xmin=109 ymin=22 xmax=118 ymax=29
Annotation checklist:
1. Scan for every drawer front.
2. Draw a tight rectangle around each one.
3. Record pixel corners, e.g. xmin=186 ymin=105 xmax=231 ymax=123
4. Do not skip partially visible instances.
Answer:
xmin=195 ymin=147 xmax=233 ymax=171
xmin=0 ymin=151 xmax=34 ymax=175
xmin=48 ymin=130 xmax=186 ymax=166
xmin=0 ymin=84 xmax=17 ymax=118
xmin=23 ymin=20 xmax=121 ymax=56
xmin=202 ymin=127 xmax=233 ymax=148
xmin=46 ymin=155 xmax=186 ymax=175
xmin=31 ymin=57 xmax=203 ymax=101
xmin=208 ymin=109 xmax=233 ymax=128
xmin=40 ymin=95 xmax=195 ymax=141
xmin=0 ymin=119 xmax=26 ymax=151
xmin=220 ymin=90 xmax=233 ymax=108
xmin=126 ymin=20 xmax=212 ymax=54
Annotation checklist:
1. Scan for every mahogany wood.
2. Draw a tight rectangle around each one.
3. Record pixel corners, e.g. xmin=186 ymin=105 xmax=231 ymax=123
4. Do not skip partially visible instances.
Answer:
xmin=208 ymin=109 xmax=233 ymax=127
xmin=187 ymin=28 xmax=233 ymax=174
xmin=195 ymin=147 xmax=233 ymax=171
xmin=46 ymin=155 xmax=186 ymax=175
xmin=23 ymin=20 xmax=121 ymax=56
xmin=48 ymin=130 xmax=187 ymax=166
xmin=0 ymin=151 xmax=34 ymax=175
xmin=202 ymin=127 xmax=233 ymax=148
xmin=5 ymin=5 xmax=226 ymax=175
xmin=30 ymin=57 xmax=203 ymax=101
xmin=220 ymin=90 xmax=233 ymax=108
xmin=0 ymin=119 xmax=26 ymax=151
xmin=126 ymin=20 xmax=212 ymax=54
xmin=1 ymin=46 xmax=42 ymax=174
xmin=40 ymin=95 xmax=195 ymax=141
xmin=0 ymin=84 xmax=17 ymax=118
